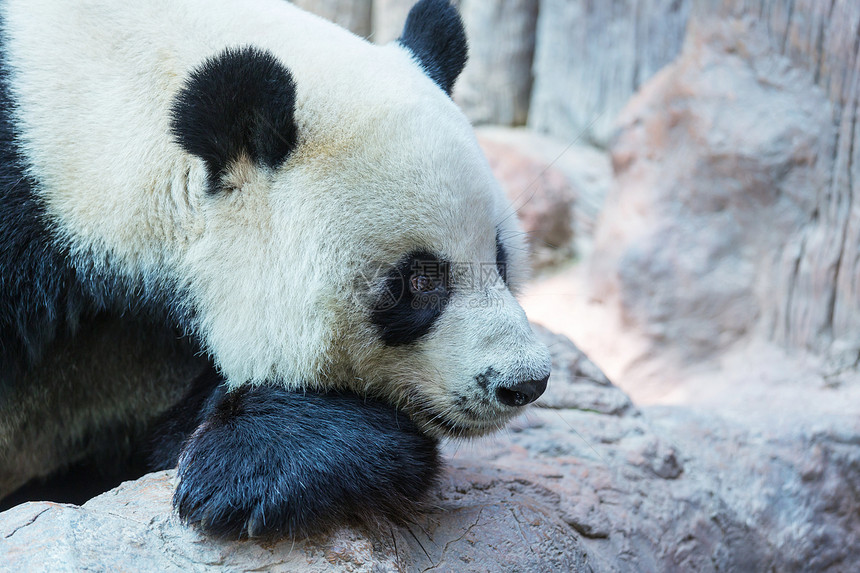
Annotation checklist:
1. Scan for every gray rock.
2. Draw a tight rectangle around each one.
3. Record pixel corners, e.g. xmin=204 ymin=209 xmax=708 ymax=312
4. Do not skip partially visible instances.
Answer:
xmin=0 ymin=467 xmax=594 ymax=573
xmin=0 ymin=478 xmax=405 ymax=572
xmin=645 ymin=405 xmax=860 ymax=572
xmin=589 ymin=5 xmax=841 ymax=360
xmin=532 ymin=323 xmax=631 ymax=415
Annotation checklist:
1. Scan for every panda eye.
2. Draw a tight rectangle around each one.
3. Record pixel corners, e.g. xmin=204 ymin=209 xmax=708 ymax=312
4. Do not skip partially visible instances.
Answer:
xmin=370 ymin=250 xmax=452 ymax=347
xmin=410 ymin=275 xmax=437 ymax=293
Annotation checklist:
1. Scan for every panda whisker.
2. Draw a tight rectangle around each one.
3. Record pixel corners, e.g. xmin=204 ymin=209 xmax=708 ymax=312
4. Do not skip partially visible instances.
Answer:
xmin=389 ymin=526 xmax=403 ymax=570
xmin=499 ymin=218 xmax=565 ymax=253
xmin=449 ymin=439 xmax=464 ymax=458
xmin=405 ymin=524 xmax=433 ymax=564
xmin=500 ymin=229 xmax=529 ymax=238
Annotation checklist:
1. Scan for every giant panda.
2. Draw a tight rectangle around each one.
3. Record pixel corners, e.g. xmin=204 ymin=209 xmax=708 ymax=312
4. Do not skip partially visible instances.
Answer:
xmin=0 ymin=0 xmax=551 ymax=539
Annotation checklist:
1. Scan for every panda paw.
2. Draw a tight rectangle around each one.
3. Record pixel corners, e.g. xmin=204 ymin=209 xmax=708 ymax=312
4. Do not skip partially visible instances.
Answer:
xmin=173 ymin=385 xmax=441 ymax=539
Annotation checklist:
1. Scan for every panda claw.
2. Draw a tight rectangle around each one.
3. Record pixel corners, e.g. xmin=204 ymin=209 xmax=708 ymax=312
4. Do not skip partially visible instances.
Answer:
xmin=174 ymin=385 xmax=441 ymax=540
xmin=246 ymin=510 xmax=268 ymax=540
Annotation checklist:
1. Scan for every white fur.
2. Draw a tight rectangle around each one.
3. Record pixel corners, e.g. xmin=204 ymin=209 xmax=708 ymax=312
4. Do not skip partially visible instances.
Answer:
xmin=2 ymin=0 xmax=550 ymax=437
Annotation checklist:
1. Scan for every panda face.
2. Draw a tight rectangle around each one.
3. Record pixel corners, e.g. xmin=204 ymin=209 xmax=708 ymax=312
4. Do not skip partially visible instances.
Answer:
xmin=326 ymin=109 xmax=552 ymax=439
xmin=231 ymin=86 xmax=552 ymax=438
xmin=174 ymin=82 xmax=551 ymax=437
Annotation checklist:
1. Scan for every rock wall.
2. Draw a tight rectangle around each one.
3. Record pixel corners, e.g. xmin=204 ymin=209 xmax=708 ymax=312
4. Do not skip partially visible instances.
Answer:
xmin=528 ymin=0 xmax=691 ymax=146
xmin=291 ymin=0 xmax=372 ymax=37
xmin=699 ymin=0 xmax=860 ymax=357
xmin=591 ymin=0 xmax=860 ymax=362
xmin=292 ymin=0 xmax=691 ymax=142
xmin=454 ymin=0 xmax=538 ymax=127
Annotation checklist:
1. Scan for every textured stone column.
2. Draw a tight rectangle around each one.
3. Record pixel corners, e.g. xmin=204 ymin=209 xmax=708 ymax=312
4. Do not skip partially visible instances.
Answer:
xmin=292 ymin=0 xmax=372 ymax=38
xmin=528 ymin=0 xmax=690 ymax=147
xmin=371 ymin=0 xmax=420 ymax=43
xmin=453 ymin=0 xmax=539 ymax=126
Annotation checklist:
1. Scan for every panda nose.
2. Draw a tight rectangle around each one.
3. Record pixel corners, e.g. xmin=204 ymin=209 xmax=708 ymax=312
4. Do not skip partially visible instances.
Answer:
xmin=495 ymin=375 xmax=549 ymax=407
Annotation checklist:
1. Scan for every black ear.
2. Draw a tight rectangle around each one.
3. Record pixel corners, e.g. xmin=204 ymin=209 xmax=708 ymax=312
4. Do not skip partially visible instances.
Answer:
xmin=398 ymin=0 xmax=468 ymax=95
xmin=171 ymin=47 xmax=299 ymax=192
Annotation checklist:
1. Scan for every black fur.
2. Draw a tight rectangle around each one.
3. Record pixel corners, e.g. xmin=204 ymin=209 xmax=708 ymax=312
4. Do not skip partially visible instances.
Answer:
xmin=398 ymin=0 xmax=468 ymax=95
xmin=0 ymin=417 xmax=154 ymax=512
xmin=0 ymin=12 xmax=206 ymax=507
xmin=495 ymin=230 xmax=508 ymax=285
xmin=0 ymin=24 xmax=90 ymax=381
xmin=0 ymin=17 xmax=190 ymax=383
xmin=146 ymin=366 xmax=224 ymax=471
xmin=371 ymin=251 xmax=451 ymax=346
xmin=170 ymin=46 xmax=299 ymax=193
xmin=173 ymin=384 xmax=441 ymax=539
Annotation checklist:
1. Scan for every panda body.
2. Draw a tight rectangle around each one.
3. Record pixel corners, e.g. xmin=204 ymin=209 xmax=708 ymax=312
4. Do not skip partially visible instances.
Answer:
xmin=0 ymin=0 xmax=551 ymax=537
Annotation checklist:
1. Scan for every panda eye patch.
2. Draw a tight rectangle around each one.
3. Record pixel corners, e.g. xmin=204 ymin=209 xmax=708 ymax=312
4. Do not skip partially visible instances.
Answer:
xmin=371 ymin=251 xmax=451 ymax=346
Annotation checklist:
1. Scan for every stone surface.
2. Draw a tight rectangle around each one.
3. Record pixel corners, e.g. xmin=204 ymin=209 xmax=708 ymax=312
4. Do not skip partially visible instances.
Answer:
xmin=0 ymin=468 xmax=591 ymax=572
xmin=4 ymin=328 xmax=859 ymax=572
xmin=0 ymin=475 xmax=405 ymax=573
xmin=713 ymin=0 xmax=860 ymax=358
xmin=590 ymin=4 xmax=847 ymax=361
xmin=528 ymin=0 xmax=691 ymax=147
xmin=644 ymin=405 xmax=860 ymax=573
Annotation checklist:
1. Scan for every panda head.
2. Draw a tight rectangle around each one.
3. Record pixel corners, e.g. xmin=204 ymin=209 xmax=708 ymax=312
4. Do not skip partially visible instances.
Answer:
xmin=169 ymin=0 xmax=551 ymax=438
